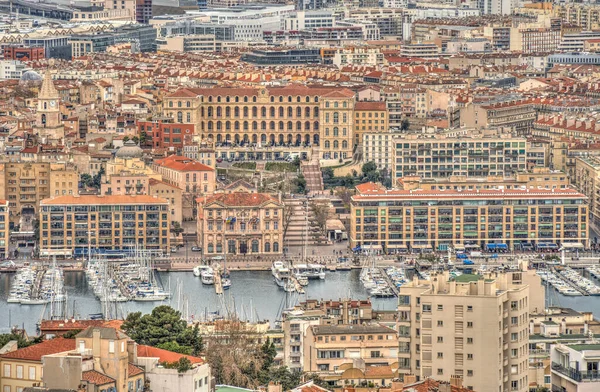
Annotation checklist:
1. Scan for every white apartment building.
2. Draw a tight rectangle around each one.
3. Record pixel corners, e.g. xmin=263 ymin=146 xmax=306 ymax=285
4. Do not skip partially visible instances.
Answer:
xmin=397 ymin=267 xmax=544 ymax=392
xmin=0 ymin=60 xmax=28 ymax=80
xmin=362 ymin=133 xmax=393 ymax=170
xmin=283 ymin=10 xmax=335 ymax=30
xmin=332 ymin=47 xmax=384 ymax=67
xmin=198 ymin=4 xmax=294 ymax=41
xmin=551 ymin=343 xmax=600 ymax=392
xmin=559 ymin=31 xmax=600 ymax=52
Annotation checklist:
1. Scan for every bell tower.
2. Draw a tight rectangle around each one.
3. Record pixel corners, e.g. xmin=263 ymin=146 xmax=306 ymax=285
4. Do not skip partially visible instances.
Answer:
xmin=35 ymin=69 xmax=64 ymax=144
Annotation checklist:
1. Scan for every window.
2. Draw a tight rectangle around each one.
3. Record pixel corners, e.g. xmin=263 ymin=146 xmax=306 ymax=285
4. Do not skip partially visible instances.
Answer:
xmin=109 ymin=340 xmax=115 ymax=353
xmin=437 ymin=320 xmax=443 ymax=327
xmin=422 ymin=304 xmax=432 ymax=313
xmin=370 ymin=351 xmax=381 ymax=358
xmin=437 ymin=352 xmax=443 ymax=358
xmin=437 ymin=368 xmax=443 ymax=375
xmin=467 ymin=322 xmax=473 ymax=328
xmin=3 ymin=364 xmax=10 ymax=377
xmin=467 ymin=306 xmax=473 ymax=312
xmin=4 ymin=386 xmax=9 ymax=392
xmin=467 ymin=370 xmax=473 ymax=377
xmin=467 ymin=338 xmax=473 ymax=344
xmin=28 ymin=367 xmax=35 ymax=380
xmin=16 ymin=365 xmax=23 ymax=379
xmin=437 ymin=336 xmax=443 ymax=343
xmin=437 ymin=305 xmax=443 ymax=311
xmin=467 ymin=354 xmax=473 ymax=360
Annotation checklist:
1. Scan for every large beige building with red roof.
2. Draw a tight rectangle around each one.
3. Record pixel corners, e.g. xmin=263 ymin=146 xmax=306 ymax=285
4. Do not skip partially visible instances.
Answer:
xmin=39 ymin=194 xmax=171 ymax=256
xmin=163 ymin=86 xmax=364 ymax=162
xmin=0 ymin=199 xmax=8 ymax=259
xmin=350 ymin=182 xmax=588 ymax=252
xmin=197 ymin=191 xmax=284 ymax=255
xmin=153 ymin=155 xmax=215 ymax=195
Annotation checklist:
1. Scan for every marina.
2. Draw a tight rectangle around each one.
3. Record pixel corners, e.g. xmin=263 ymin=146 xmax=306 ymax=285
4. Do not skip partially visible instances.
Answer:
xmin=556 ymin=266 xmax=600 ymax=296
xmin=7 ymin=262 xmax=65 ymax=305
xmin=537 ymin=268 xmax=583 ymax=296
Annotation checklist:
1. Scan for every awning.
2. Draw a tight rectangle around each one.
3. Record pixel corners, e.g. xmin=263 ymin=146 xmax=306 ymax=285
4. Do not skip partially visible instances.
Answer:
xmin=411 ymin=244 xmax=432 ymax=249
xmin=334 ymin=230 xmax=343 ymax=234
xmin=465 ymin=244 xmax=480 ymax=249
xmin=387 ymin=244 xmax=407 ymax=248
xmin=352 ymin=246 xmax=361 ymax=252
xmin=561 ymin=242 xmax=584 ymax=249
xmin=363 ymin=244 xmax=382 ymax=250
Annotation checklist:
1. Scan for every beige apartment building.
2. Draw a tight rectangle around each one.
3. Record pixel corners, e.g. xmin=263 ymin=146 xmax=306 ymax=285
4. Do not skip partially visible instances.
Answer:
xmin=153 ymin=155 xmax=215 ymax=195
xmin=551 ymin=343 xmax=600 ymax=392
xmin=39 ymin=194 xmax=171 ymax=257
xmin=302 ymin=324 xmax=398 ymax=373
xmin=397 ymin=268 xmax=543 ymax=392
xmin=163 ymin=86 xmax=360 ymax=160
xmin=0 ymin=200 xmax=8 ymax=259
xmin=391 ymin=131 xmax=529 ymax=181
xmin=100 ymin=172 xmax=150 ymax=196
xmin=573 ymin=156 xmax=600 ymax=226
xmin=0 ymin=162 xmax=78 ymax=227
xmin=197 ymin=191 xmax=283 ymax=255
xmin=350 ymin=182 xmax=588 ymax=252
xmin=149 ymin=178 xmax=183 ymax=224
xmin=460 ymin=100 xmax=536 ymax=134
xmin=354 ymin=101 xmax=388 ymax=147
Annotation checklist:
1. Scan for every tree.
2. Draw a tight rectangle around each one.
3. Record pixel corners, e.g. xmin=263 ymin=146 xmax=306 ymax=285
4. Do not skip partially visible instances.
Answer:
xmin=261 ymin=338 xmax=277 ymax=371
xmin=132 ymin=136 xmax=140 ymax=145
xmin=293 ymin=174 xmax=307 ymax=194
xmin=400 ymin=118 xmax=410 ymax=131
xmin=122 ymin=306 xmax=189 ymax=347
xmin=80 ymin=173 xmax=93 ymax=188
xmin=292 ymin=156 xmax=301 ymax=168
xmin=161 ymin=357 xmax=193 ymax=373
xmin=361 ymin=161 xmax=381 ymax=183
xmin=92 ymin=166 xmax=105 ymax=189
xmin=321 ymin=167 xmax=334 ymax=181
xmin=140 ymin=130 xmax=148 ymax=146
xmin=310 ymin=201 xmax=329 ymax=243
xmin=157 ymin=341 xmax=192 ymax=355
xmin=123 ymin=136 xmax=130 ymax=143
xmin=335 ymin=188 xmax=354 ymax=207
xmin=0 ymin=332 xmax=33 ymax=349
xmin=171 ymin=221 xmax=184 ymax=236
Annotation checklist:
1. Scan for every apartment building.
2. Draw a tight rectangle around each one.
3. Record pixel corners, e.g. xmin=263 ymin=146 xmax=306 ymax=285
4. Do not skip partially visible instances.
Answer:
xmin=283 ymin=299 xmax=376 ymax=371
xmin=152 ymin=155 xmax=215 ymax=195
xmin=460 ymin=100 xmax=536 ymax=134
xmin=39 ymin=195 xmax=171 ymax=256
xmin=554 ymin=4 xmax=600 ymax=31
xmin=354 ymin=102 xmax=388 ymax=147
xmin=0 ymin=200 xmax=8 ymax=259
xmin=43 ymin=327 xmax=144 ymax=392
xmin=509 ymin=27 xmax=561 ymax=53
xmin=0 ymin=162 xmax=78 ymax=227
xmin=574 ymin=156 xmax=600 ymax=226
xmin=100 ymin=173 xmax=150 ymax=196
xmin=302 ymin=324 xmax=398 ymax=373
xmin=137 ymin=119 xmax=195 ymax=152
xmin=148 ymin=179 xmax=183 ymax=224
xmin=551 ymin=343 xmax=600 ymax=392
xmin=363 ymin=133 xmax=394 ymax=170
xmin=197 ymin=191 xmax=283 ymax=255
xmin=163 ymin=86 xmax=357 ymax=159
xmin=396 ymin=269 xmax=541 ymax=392
xmin=350 ymin=182 xmax=588 ymax=252
xmin=391 ymin=132 xmax=529 ymax=181
xmin=332 ymin=47 xmax=385 ymax=67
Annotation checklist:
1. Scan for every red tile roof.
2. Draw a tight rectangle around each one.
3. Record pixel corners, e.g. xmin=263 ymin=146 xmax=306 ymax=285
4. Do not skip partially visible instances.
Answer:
xmin=82 ymin=370 xmax=115 ymax=385
xmin=154 ymin=155 xmax=214 ymax=172
xmin=355 ymin=101 xmax=386 ymax=111
xmin=128 ymin=363 xmax=144 ymax=377
xmin=136 ymin=345 xmax=204 ymax=364
xmin=0 ymin=338 xmax=76 ymax=361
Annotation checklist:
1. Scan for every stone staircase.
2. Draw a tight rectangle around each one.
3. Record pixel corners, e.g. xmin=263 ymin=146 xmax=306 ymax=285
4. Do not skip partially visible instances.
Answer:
xmin=283 ymin=197 xmax=326 ymax=247
xmin=301 ymin=154 xmax=324 ymax=192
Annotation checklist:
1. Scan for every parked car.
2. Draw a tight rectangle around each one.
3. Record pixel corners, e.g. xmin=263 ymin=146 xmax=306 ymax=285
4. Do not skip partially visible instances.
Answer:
xmin=191 ymin=246 xmax=202 ymax=252
xmin=463 ymin=259 xmax=474 ymax=265
xmin=170 ymin=247 xmax=177 ymax=253
xmin=216 ymin=158 xmax=223 ymax=163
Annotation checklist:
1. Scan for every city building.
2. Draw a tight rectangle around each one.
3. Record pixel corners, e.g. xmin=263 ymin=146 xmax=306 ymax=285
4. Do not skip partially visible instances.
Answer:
xmin=2 ymin=45 xmax=45 ymax=61
xmin=137 ymin=119 xmax=195 ymax=152
xmin=391 ymin=131 xmax=529 ymax=181
xmin=197 ymin=191 xmax=283 ymax=255
xmin=35 ymin=71 xmax=65 ymax=144
xmin=39 ymin=194 xmax=171 ymax=256
xmin=0 ymin=60 xmax=28 ymax=80
xmin=148 ymin=178 xmax=183 ymax=224
xmin=152 ymin=155 xmax=215 ymax=196
xmin=350 ymin=182 xmax=588 ymax=252
xmin=0 ymin=338 xmax=77 ymax=392
xmin=0 ymin=200 xmax=8 ymax=259
xmin=42 ymin=327 xmax=144 ymax=392
xmin=353 ymin=101 xmax=387 ymax=148
xmin=551 ymin=343 xmax=600 ymax=392
xmin=460 ymin=100 xmax=536 ymax=133
xmin=0 ymin=162 xmax=78 ymax=228
xmin=241 ymin=49 xmax=322 ymax=66
xmin=396 ymin=268 xmax=542 ymax=392
xmin=302 ymin=324 xmax=399 ymax=373
xmin=320 ymin=89 xmax=355 ymax=162
xmin=573 ymin=156 xmax=600 ymax=227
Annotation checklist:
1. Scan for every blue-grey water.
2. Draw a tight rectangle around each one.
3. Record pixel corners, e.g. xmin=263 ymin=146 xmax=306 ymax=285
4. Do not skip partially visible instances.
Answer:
xmin=1 ymin=269 xmax=599 ymax=334
xmin=0 ymin=270 xmax=399 ymax=334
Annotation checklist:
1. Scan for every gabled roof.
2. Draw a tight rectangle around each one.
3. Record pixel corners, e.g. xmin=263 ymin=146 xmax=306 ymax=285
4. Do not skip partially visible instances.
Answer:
xmin=82 ymin=370 xmax=115 ymax=386
xmin=201 ymin=192 xmax=280 ymax=208
xmin=76 ymin=327 xmax=128 ymax=340
xmin=154 ymin=155 xmax=214 ymax=172
xmin=128 ymin=363 xmax=144 ymax=377
xmin=0 ymin=338 xmax=75 ymax=361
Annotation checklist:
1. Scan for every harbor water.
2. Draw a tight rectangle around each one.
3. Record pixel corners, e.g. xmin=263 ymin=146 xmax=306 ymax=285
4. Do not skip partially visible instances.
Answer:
xmin=0 ymin=269 xmax=598 ymax=334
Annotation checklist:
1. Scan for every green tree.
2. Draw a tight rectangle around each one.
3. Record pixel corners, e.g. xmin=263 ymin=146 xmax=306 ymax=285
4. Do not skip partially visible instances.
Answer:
xmin=0 ymin=332 xmax=33 ymax=349
xmin=157 ymin=341 xmax=192 ymax=355
xmin=122 ymin=306 xmax=189 ymax=347
xmin=132 ymin=136 xmax=140 ymax=145
xmin=322 ymin=167 xmax=334 ymax=181
xmin=260 ymin=338 xmax=277 ymax=371
xmin=161 ymin=357 xmax=193 ymax=373
xmin=171 ymin=221 xmax=184 ymax=236
xmin=140 ymin=131 xmax=148 ymax=146
xmin=400 ymin=118 xmax=410 ymax=131
xmin=293 ymin=174 xmax=307 ymax=194
xmin=259 ymin=366 xmax=301 ymax=391
xmin=80 ymin=173 xmax=93 ymax=188
xmin=292 ymin=156 xmax=301 ymax=168
xmin=361 ymin=161 xmax=381 ymax=183
xmin=123 ymin=136 xmax=130 ymax=143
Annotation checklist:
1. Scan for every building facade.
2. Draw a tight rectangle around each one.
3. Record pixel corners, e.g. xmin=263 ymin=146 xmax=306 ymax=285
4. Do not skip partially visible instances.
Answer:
xmin=152 ymin=155 xmax=215 ymax=195
xmin=197 ymin=192 xmax=283 ymax=255
xmin=397 ymin=269 xmax=540 ymax=392
xmin=350 ymin=183 xmax=588 ymax=252
xmin=39 ymin=194 xmax=171 ymax=256
xmin=551 ymin=343 xmax=600 ymax=392
xmin=0 ymin=200 xmax=8 ymax=259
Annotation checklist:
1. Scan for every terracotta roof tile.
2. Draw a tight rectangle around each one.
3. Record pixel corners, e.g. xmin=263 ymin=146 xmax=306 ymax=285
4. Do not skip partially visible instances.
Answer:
xmin=154 ymin=155 xmax=214 ymax=172
xmin=41 ymin=195 xmax=169 ymax=206
xmin=201 ymin=192 xmax=280 ymax=207
xmin=82 ymin=370 xmax=115 ymax=386
xmin=136 ymin=345 xmax=203 ymax=364
xmin=355 ymin=102 xmax=386 ymax=111
xmin=128 ymin=363 xmax=144 ymax=377
xmin=0 ymin=338 xmax=76 ymax=361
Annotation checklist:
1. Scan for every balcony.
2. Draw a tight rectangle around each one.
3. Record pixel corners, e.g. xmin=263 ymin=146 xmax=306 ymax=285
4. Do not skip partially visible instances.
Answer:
xmin=552 ymin=362 xmax=600 ymax=382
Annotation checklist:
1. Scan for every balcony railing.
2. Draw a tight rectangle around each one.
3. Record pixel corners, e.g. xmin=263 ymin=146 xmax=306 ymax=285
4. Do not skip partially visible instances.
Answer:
xmin=552 ymin=362 xmax=600 ymax=382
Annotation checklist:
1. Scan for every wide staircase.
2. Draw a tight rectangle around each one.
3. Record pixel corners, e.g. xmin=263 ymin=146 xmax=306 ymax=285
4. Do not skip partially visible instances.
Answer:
xmin=283 ymin=197 xmax=327 ymax=247
xmin=301 ymin=153 xmax=324 ymax=192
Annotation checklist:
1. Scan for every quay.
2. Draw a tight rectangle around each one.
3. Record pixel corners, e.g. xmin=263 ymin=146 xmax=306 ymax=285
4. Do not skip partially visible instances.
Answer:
xmin=380 ymin=267 xmax=400 ymax=297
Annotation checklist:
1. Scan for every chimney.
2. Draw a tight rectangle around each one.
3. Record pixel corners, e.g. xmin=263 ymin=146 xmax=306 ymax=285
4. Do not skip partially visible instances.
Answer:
xmin=584 ymin=321 xmax=589 ymax=335
xmin=404 ymin=374 xmax=417 ymax=385
xmin=450 ymin=375 xmax=463 ymax=388
xmin=561 ymin=318 xmax=567 ymax=334
xmin=530 ymin=319 xmax=535 ymax=335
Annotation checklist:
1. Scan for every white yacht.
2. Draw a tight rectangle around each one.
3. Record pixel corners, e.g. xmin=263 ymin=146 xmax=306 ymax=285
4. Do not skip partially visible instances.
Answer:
xmin=272 ymin=261 xmax=285 ymax=278
xmin=201 ymin=268 xmax=215 ymax=285
xmin=193 ymin=265 xmax=212 ymax=277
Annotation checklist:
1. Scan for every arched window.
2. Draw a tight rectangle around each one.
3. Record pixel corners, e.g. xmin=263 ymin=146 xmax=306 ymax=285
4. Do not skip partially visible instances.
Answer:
xmin=314 ymin=107 xmax=319 ymax=117
xmin=279 ymin=96 xmax=283 ymax=102
xmin=217 ymin=121 xmax=222 ymax=131
xmin=305 ymin=121 xmax=310 ymax=130
xmin=243 ymin=121 xmax=249 ymax=131
xmin=270 ymin=96 xmax=274 ymax=102
xmin=343 ymin=113 xmax=347 ymax=123
xmin=297 ymin=96 xmax=301 ymax=102
xmin=265 ymin=242 xmax=271 ymax=252
xmin=306 ymin=96 xmax=310 ymax=102
xmin=208 ymin=243 xmax=214 ymax=253
xmin=262 ymin=107 xmax=267 ymax=117
xmin=333 ymin=112 xmax=339 ymax=123
xmin=243 ymin=107 xmax=249 ymax=117
xmin=325 ymin=141 xmax=330 ymax=148
xmin=208 ymin=96 xmax=213 ymax=102
xmin=200 ymin=107 xmax=204 ymax=117
xmin=261 ymin=121 xmax=267 ymax=130
xmin=252 ymin=97 xmax=257 ymax=103
xmin=207 ymin=121 xmax=213 ymax=130
xmin=334 ymin=102 xmax=338 ymax=108
xmin=273 ymin=242 xmax=279 ymax=252
xmin=325 ymin=128 xmax=329 ymax=136
xmin=235 ymin=97 xmax=239 ymax=103
xmin=177 ymin=112 xmax=183 ymax=122
xmin=279 ymin=121 xmax=284 ymax=130
xmin=252 ymin=121 xmax=258 ymax=130
xmin=208 ymin=107 xmax=213 ymax=117
xmin=287 ymin=121 xmax=293 ymax=130
xmin=333 ymin=127 xmax=339 ymax=137
xmin=313 ymin=121 xmax=319 ymax=131
xmin=305 ymin=107 xmax=311 ymax=118
xmin=270 ymin=107 xmax=275 ymax=117
xmin=217 ymin=107 xmax=222 ymax=117
xmin=252 ymin=240 xmax=259 ymax=253
xmin=288 ymin=96 xmax=292 ymax=102
xmin=279 ymin=107 xmax=284 ymax=117
xmin=225 ymin=121 xmax=231 ymax=130
xmin=244 ymin=96 xmax=248 ymax=103
xmin=342 ymin=140 xmax=348 ymax=149
xmin=234 ymin=121 xmax=240 ymax=130
xmin=225 ymin=107 xmax=231 ymax=117
xmin=270 ymin=121 xmax=275 ymax=130
xmin=252 ymin=107 xmax=258 ymax=117
xmin=343 ymin=101 xmax=347 ymax=108
xmin=187 ymin=101 xmax=191 ymax=108
xmin=287 ymin=107 xmax=293 ymax=117
xmin=177 ymin=101 xmax=182 ymax=108
xmin=315 ymin=97 xmax=319 ymax=102
xmin=325 ymin=102 xmax=330 ymax=108
xmin=216 ymin=242 xmax=222 ymax=253
xmin=296 ymin=121 xmax=302 ymax=131
xmin=333 ymin=140 xmax=339 ymax=149
xmin=168 ymin=101 xmax=173 ymax=108
xmin=234 ymin=107 xmax=240 ymax=117
xmin=41 ymin=114 xmax=46 ymax=125
xmin=186 ymin=113 xmax=191 ymax=122
xmin=297 ymin=107 xmax=302 ymax=117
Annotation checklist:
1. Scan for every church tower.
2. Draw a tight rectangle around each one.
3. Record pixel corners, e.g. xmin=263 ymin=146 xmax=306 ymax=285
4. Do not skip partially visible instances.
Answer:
xmin=35 ymin=70 xmax=64 ymax=144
